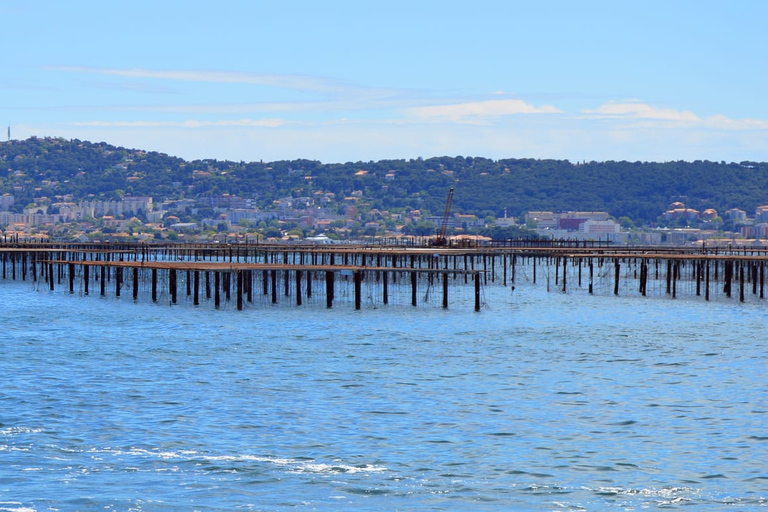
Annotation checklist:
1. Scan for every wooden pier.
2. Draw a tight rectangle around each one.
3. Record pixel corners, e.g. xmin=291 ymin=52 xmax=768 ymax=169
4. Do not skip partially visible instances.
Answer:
xmin=2 ymin=240 xmax=768 ymax=310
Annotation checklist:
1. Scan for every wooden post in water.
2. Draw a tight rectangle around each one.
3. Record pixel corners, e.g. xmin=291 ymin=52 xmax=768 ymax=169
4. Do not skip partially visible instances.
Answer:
xmin=133 ymin=267 xmax=139 ymax=300
xmin=194 ymin=271 xmax=200 ymax=306
xmin=503 ymin=254 xmax=507 ymax=287
xmin=672 ymin=262 xmax=678 ymax=298
xmin=296 ymin=270 xmax=303 ymax=306
xmin=752 ymin=263 xmax=758 ymax=296
xmin=474 ymin=272 xmax=481 ymax=312
xmin=614 ymin=259 xmax=620 ymax=295
xmin=411 ymin=271 xmax=417 ymax=307
xmin=354 ymin=270 xmax=362 ymax=310
xmin=325 ymin=271 xmax=334 ymax=308
xmin=83 ymin=265 xmax=89 ymax=295
xmin=214 ymin=272 xmax=221 ymax=309
xmin=237 ymin=270 xmax=243 ymax=311
xmin=589 ymin=259 xmax=594 ymax=294
xmin=740 ymin=265 xmax=745 ymax=302
xmin=100 ymin=266 xmax=105 ymax=296
xmin=152 ymin=268 xmax=158 ymax=302
xmin=442 ymin=272 xmax=448 ymax=309
xmin=271 ymin=269 xmax=277 ymax=304
xmin=169 ymin=268 xmax=177 ymax=304
xmin=69 ymin=262 xmax=75 ymax=294
xmin=116 ymin=267 xmax=122 ymax=298
xmin=562 ymin=256 xmax=567 ymax=293
xmin=382 ymin=270 xmax=388 ymax=305
xmin=705 ymin=260 xmax=710 ymax=301
xmin=696 ymin=260 xmax=702 ymax=296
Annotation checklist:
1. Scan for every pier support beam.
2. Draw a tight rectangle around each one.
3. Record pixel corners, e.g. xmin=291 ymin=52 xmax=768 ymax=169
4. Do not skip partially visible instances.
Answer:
xmin=237 ymin=270 xmax=243 ymax=311
xmin=194 ymin=271 xmax=200 ymax=306
xmin=296 ymin=270 xmax=303 ymax=306
xmin=325 ymin=271 xmax=334 ymax=308
xmin=152 ymin=268 xmax=158 ymax=302
xmin=474 ymin=272 xmax=481 ymax=312
xmin=442 ymin=272 xmax=449 ymax=309
xmin=169 ymin=269 xmax=177 ymax=304
xmin=354 ymin=271 xmax=362 ymax=310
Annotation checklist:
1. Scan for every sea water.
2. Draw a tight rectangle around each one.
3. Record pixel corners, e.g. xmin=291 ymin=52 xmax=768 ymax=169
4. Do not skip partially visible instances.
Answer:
xmin=1 ymin=277 xmax=767 ymax=511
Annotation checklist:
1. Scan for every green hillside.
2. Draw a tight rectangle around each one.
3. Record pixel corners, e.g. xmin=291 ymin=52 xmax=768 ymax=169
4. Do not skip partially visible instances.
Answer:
xmin=2 ymin=137 xmax=767 ymax=224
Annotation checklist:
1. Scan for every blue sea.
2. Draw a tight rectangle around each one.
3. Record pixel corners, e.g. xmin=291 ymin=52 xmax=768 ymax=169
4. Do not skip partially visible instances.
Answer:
xmin=1 ymin=266 xmax=767 ymax=511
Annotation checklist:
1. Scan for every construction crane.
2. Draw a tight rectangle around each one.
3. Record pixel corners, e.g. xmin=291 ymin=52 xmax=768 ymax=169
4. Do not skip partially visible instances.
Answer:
xmin=431 ymin=187 xmax=454 ymax=246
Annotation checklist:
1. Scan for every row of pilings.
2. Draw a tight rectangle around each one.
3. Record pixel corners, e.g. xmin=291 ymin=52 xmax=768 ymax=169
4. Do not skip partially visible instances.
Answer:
xmin=2 ymin=242 xmax=768 ymax=309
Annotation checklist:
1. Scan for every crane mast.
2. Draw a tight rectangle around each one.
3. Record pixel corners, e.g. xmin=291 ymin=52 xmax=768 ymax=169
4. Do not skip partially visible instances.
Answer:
xmin=432 ymin=187 xmax=454 ymax=246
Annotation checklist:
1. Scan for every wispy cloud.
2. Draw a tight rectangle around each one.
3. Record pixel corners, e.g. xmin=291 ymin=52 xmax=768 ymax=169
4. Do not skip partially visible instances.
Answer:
xmin=583 ymin=100 xmax=699 ymax=122
xmin=583 ymin=100 xmax=768 ymax=130
xmin=405 ymin=99 xmax=562 ymax=124
xmin=47 ymin=66 xmax=400 ymax=99
xmin=73 ymin=118 xmax=288 ymax=128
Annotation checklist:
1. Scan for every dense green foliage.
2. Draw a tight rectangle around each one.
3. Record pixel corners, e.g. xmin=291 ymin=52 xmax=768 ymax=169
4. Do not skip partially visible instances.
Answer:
xmin=2 ymin=137 xmax=767 ymax=223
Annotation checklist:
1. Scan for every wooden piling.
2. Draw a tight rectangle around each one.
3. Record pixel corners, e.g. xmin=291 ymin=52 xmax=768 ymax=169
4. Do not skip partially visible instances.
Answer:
xmin=354 ymin=271 xmax=362 ymax=310
xmin=214 ymin=272 xmax=221 ymax=309
xmin=152 ymin=268 xmax=158 ymax=302
xmin=442 ymin=271 xmax=449 ymax=309
xmin=325 ymin=271 xmax=334 ymax=308
xmin=271 ymin=269 xmax=277 ymax=304
xmin=296 ymin=270 xmax=303 ymax=306
xmin=194 ymin=271 xmax=200 ymax=306
xmin=169 ymin=268 xmax=177 ymax=304
xmin=740 ymin=265 xmax=745 ymax=302
xmin=383 ymin=270 xmax=389 ymax=305
xmin=237 ymin=270 xmax=243 ymax=311
xmin=474 ymin=272 xmax=481 ymax=312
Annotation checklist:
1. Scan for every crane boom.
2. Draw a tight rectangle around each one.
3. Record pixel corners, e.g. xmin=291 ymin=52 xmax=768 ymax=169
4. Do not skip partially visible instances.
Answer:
xmin=433 ymin=187 xmax=454 ymax=246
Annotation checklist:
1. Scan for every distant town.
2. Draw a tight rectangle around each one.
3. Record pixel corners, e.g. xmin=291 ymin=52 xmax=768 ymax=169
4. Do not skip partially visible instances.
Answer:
xmin=3 ymin=137 xmax=768 ymax=246
xmin=2 ymin=191 xmax=767 ymax=247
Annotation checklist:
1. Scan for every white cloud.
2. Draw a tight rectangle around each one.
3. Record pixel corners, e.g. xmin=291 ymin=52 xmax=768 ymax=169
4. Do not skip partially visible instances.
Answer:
xmin=406 ymin=99 xmax=562 ymax=123
xmin=583 ymin=100 xmax=768 ymax=131
xmin=703 ymin=114 xmax=768 ymax=131
xmin=583 ymin=100 xmax=700 ymax=122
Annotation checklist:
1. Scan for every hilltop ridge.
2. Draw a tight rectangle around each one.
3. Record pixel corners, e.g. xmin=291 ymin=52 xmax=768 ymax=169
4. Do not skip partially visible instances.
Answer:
xmin=2 ymin=136 xmax=767 ymax=227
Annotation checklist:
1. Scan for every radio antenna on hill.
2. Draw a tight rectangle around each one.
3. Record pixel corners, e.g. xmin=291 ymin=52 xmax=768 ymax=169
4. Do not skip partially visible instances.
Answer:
xmin=6 ymin=124 xmax=9 ymax=141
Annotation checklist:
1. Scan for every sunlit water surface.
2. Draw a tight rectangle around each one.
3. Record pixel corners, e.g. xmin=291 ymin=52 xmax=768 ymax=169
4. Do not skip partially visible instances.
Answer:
xmin=1 ymin=279 xmax=767 ymax=511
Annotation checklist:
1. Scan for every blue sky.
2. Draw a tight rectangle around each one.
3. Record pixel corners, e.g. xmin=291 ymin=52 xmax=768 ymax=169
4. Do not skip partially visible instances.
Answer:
xmin=2 ymin=0 xmax=767 ymax=163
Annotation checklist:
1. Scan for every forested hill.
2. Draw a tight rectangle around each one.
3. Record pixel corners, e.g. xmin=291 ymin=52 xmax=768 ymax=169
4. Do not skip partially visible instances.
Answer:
xmin=2 ymin=136 xmax=768 ymax=223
